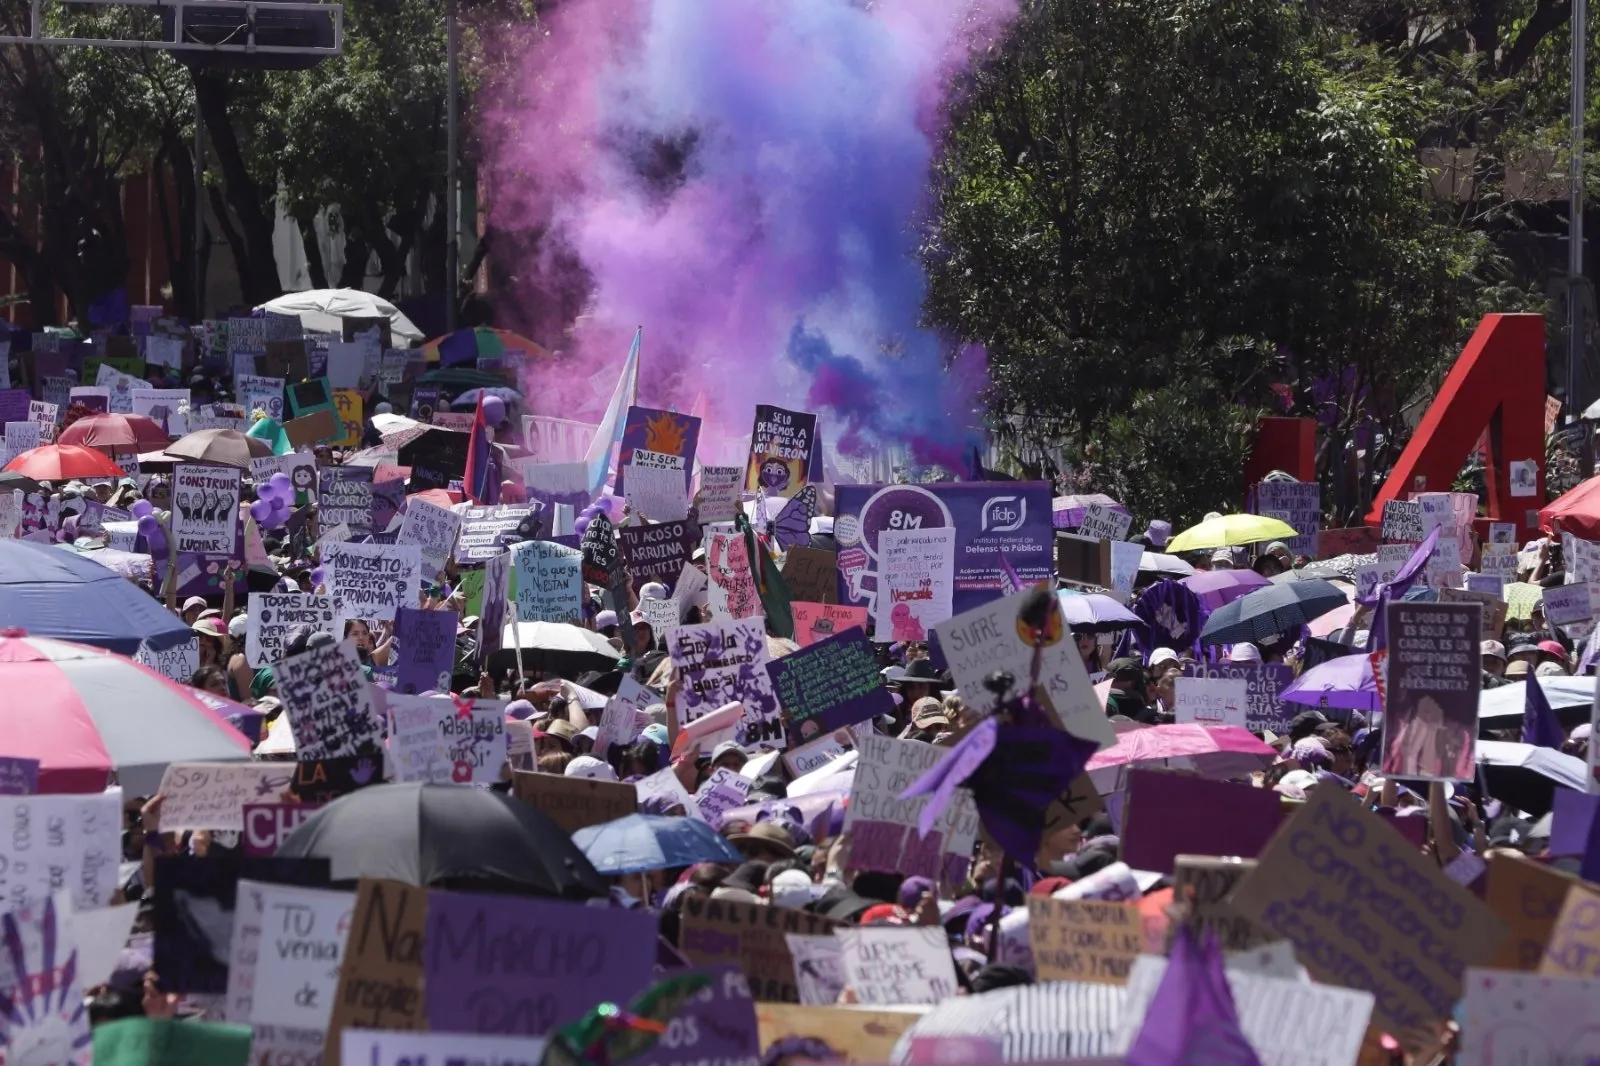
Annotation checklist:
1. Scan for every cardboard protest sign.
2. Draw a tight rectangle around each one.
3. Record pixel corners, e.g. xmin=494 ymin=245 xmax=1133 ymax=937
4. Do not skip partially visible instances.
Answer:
xmin=276 ymin=639 xmax=383 ymax=762
xmin=932 ymin=586 xmax=1116 ymax=747
xmin=791 ymin=602 xmax=868 ymax=647
xmin=835 ymin=927 xmax=957 ymax=1005
xmin=456 ymin=504 xmax=537 ymax=562
xmin=874 ymin=527 xmax=955 ymax=642
xmin=325 ymin=879 xmax=429 ymax=1066
xmin=171 ymin=464 xmax=241 ymax=557
xmin=1230 ymin=785 xmax=1508 ymax=1037
xmin=844 ymin=734 xmax=979 ymax=881
xmin=395 ymin=497 xmax=461 ymax=581
xmin=628 ymin=967 xmax=761 ymax=1066
xmin=321 ymin=540 xmax=421 ymax=621
xmin=745 ymin=405 xmax=816 ymax=498
xmin=668 ymin=617 xmax=784 ymax=748
xmin=695 ymin=767 xmax=754 ymax=828
xmin=250 ymin=883 xmax=355 ymax=1031
xmin=619 ymin=519 xmax=701 ymax=591
xmin=0 ymin=788 xmax=122 ymax=910
xmin=319 ymin=465 xmax=374 ymax=532
xmin=510 ymin=771 xmax=638 ymax=833
xmin=1316 ymin=525 xmax=1381 ymax=559
xmin=245 ymin=591 xmax=339 ymax=667
xmin=512 ymin=540 xmax=584 ymax=623
xmin=696 ymin=464 xmax=744 ymax=521
xmin=1168 ymin=856 xmax=1273 ymax=952
xmin=1460 ymin=967 xmax=1600 ymax=1066
xmin=0 ymin=894 xmax=90 ymax=1061
xmin=1173 ymin=676 xmax=1249 ymax=728
xmin=1178 ymin=659 xmax=1295 ymax=734
xmin=1381 ymin=599 xmax=1480 ymax=780
xmin=424 ymin=890 xmax=657 ymax=1033
xmin=781 ymin=547 xmax=838 ymax=605
xmin=704 ymin=529 xmax=761 ymax=621
xmin=341 ymin=1031 xmax=547 ymax=1066
xmin=1026 ymin=896 xmax=1143 ymax=983
xmin=1382 ymin=499 xmax=1423 ymax=543
xmin=1543 ymin=583 xmax=1595 ymax=628
xmin=1077 ymin=503 xmax=1131 ymax=542
xmin=615 ymin=406 xmax=700 ymax=498
xmin=1538 ymin=883 xmax=1600 ymax=977
xmin=679 ymin=895 xmax=840 ymax=1002
xmin=766 ymin=627 xmax=893 ymax=746
xmin=155 ymin=762 xmax=298 ymax=832
xmin=1119 ymin=771 xmax=1283 ymax=876
xmin=437 ymin=698 xmax=507 ymax=784
xmin=393 ymin=607 xmax=458 ymax=695
xmin=241 ymin=803 xmax=323 ymax=856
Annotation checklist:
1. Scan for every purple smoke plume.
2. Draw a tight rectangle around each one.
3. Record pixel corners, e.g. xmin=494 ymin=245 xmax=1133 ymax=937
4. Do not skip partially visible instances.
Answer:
xmin=481 ymin=0 xmax=1011 ymax=469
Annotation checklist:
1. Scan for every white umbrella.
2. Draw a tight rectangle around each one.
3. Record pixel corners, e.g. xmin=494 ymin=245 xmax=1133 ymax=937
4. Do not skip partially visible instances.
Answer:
xmin=1477 ymin=740 xmax=1588 ymax=791
xmin=1139 ymin=551 xmax=1196 ymax=577
xmin=1478 ymin=677 xmax=1595 ymax=721
xmin=500 ymin=621 xmax=621 ymax=659
xmin=256 ymin=289 xmax=424 ymax=346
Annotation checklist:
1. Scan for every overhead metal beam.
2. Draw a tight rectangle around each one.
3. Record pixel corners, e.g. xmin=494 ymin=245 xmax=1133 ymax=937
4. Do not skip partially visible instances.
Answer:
xmin=0 ymin=0 xmax=343 ymax=55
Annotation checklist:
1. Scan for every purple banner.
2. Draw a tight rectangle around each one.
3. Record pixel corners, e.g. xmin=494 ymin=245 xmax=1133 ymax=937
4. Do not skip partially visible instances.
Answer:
xmin=1120 ymin=771 xmax=1283 ymax=875
xmin=0 ymin=756 xmax=39 ymax=795
xmin=615 ymin=406 xmax=700 ymax=497
xmin=0 ymin=389 xmax=30 ymax=424
xmin=1179 ymin=661 xmax=1296 ymax=734
xmin=767 ymin=627 xmax=893 ymax=747
xmin=834 ymin=482 xmax=1053 ymax=618
xmin=424 ymin=890 xmax=658 ymax=1034
xmin=629 ymin=968 xmax=758 ymax=1066
xmin=394 ymin=607 xmax=459 ymax=695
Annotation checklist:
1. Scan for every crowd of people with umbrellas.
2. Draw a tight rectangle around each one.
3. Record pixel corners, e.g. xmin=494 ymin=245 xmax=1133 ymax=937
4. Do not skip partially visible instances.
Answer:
xmin=0 ymin=310 xmax=1598 ymax=1066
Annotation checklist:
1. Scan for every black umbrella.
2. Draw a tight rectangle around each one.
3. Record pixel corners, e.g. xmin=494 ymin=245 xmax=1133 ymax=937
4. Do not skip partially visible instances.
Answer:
xmin=1200 ymin=578 xmax=1349 ymax=644
xmin=276 ymin=782 xmax=609 ymax=898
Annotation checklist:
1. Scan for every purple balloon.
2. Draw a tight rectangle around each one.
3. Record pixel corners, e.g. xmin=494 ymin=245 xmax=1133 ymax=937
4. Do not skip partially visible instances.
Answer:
xmin=269 ymin=472 xmax=292 ymax=496
xmin=130 ymin=499 xmax=153 ymax=519
xmin=481 ymin=395 xmax=506 ymax=425
xmin=250 ymin=499 xmax=274 ymax=523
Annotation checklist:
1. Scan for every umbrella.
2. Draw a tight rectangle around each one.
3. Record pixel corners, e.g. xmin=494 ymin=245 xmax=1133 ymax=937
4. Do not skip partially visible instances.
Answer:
xmin=1178 ymin=569 xmax=1269 ymax=610
xmin=256 ymin=288 xmax=423 ymax=345
xmin=1051 ymin=494 xmax=1126 ymax=531
xmin=57 ymin=414 xmax=171 ymax=451
xmin=571 ymin=813 xmax=745 ymax=874
xmin=453 ymin=387 xmax=525 ymax=409
xmin=492 ymin=622 xmax=622 ymax=680
xmin=1479 ymin=678 xmax=1596 ymax=724
xmin=276 ymin=781 xmax=609 ymax=896
xmin=164 ymin=429 xmax=273 ymax=470
xmin=1505 ymin=582 xmax=1543 ymax=620
xmin=1281 ymin=654 xmax=1377 ymax=713
xmin=1084 ymin=724 xmax=1275 ymax=793
xmin=1308 ymin=602 xmax=1356 ymax=637
xmin=0 ymin=471 xmax=43 ymax=495
xmin=1540 ymin=475 xmax=1600 ymax=541
xmin=419 ymin=327 xmax=553 ymax=366
xmin=1139 ymin=551 xmax=1196 ymax=577
xmin=1199 ymin=579 xmax=1348 ymax=644
xmin=4 ymin=445 xmax=126 ymax=481
xmin=1166 ymin=514 xmax=1298 ymax=553
xmin=1476 ymin=741 xmax=1589 ymax=817
xmin=0 ymin=633 xmax=252 ymax=794
xmin=0 ymin=540 xmax=192 ymax=656
xmin=890 ymin=982 xmax=1128 ymax=1062
xmin=1057 ymin=591 xmax=1140 ymax=632
xmin=1271 ymin=564 xmax=1349 ymax=584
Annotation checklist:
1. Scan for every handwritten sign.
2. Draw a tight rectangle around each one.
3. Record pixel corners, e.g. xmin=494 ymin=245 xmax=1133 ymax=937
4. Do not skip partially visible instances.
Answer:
xmin=320 ymin=465 xmax=374 ymax=532
xmin=0 ymin=757 xmax=38 ymax=796
xmin=668 ymin=617 xmax=784 ymax=748
xmin=874 ymin=527 xmax=956 ymax=642
xmin=679 ymin=895 xmax=839 ymax=1003
xmin=844 ymin=734 xmax=978 ymax=880
xmin=766 ymin=627 xmax=893 ymax=746
xmin=835 ymin=927 xmax=957 ymax=1005
xmin=1173 ymin=676 xmax=1249 ymax=728
xmin=696 ymin=465 xmax=744 ymax=521
xmin=437 ymin=699 xmax=507 ymax=784
xmin=790 ymin=602 xmax=868 ymax=647
xmin=246 ymin=591 xmax=340 ymax=668
xmin=456 ymin=504 xmax=537 ymax=562
xmin=326 ymin=879 xmax=428 ymax=1066
xmin=1543 ymin=583 xmax=1597 ymax=627
xmin=619 ymin=520 xmax=700 ymax=591
xmin=393 ymin=607 xmax=457 ymax=695
xmin=1077 ymin=504 xmax=1131 ymax=542
xmin=322 ymin=541 xmax=421 ymax=621
xmin=1168 ymin=856 xmax=1273 ymax=952
xmin=786 ymin=935 xmax=846 ymax=1006
xmin=242 ymin=803 xmax=323 ymax=857
xmin=1382 ymin=499 xmax=1423 ymax=543
xmin=0 ymin=789 xmax=121 ymax=911
xmin=781 ymin=547 xmax=838 ymax=605
xmin=745 ymin=405 xmax=815 ymax=498
xmin=134 ymin=635 xmax=200 ymax=682
xmin=386 ymin=694 xmax=451 ymax=784
xmin=251 ymin=883 xmax=355 ymax=1030
xmin=341 ymin=1031 xmax=547 ymax=1066
xmin=396 ymin=497 xmax=462 ymax=581
xmin=1026 ymin=896 xmax=1143 ymax=983
xmin=1460 ymin=967 xmax=1600 ymax=1066
xmin=1539 ymin=883 xmax=1600 ymax=978
xmin=705 ymin=530 xmax=761 ymax=622
xmin=276 ymin=639 xmax=383 ymax=762
xmin=1255 ymin=480 xmax=1320 ymax=557
xmin=172 ymin=464 xmax=241 ymax=557
xmin=156 ymin=762 xmax=297 ymax=832
xmin=512 ymin=540 xmax=584 ymax=623
xmin=1486 ymin=852 xmax=1577 ymax=971
xmin=511 ymin=771 xmax=637 ymax=833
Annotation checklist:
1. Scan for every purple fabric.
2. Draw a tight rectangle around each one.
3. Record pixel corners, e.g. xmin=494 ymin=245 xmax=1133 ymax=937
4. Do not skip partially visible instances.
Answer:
xmin=1549 ymin=789 xmax=1599 ymax=857
xmin=1051 ymin=494 xmax=1127 ymax=530
xmin=1523 ymin=675 xmax=1566 ymax=749
xmin=1127 ymin=928 xmax=1262 ymax=1066
xmin=393 ymin=607 xmax=458 ymax=696
xmin=1280 ymin=654 xmax=1377 ymax=713
xmin=1179 ymin=570 xmax=1270 ymax=610
xmin=438 ymin=328 xmax=479 ymax=367
xmin=629 ymin=967 xmax=758 ymax=1066
xmin=1128 ymin=579 xmax=1209 ymax=659
xmin=904 ymin=717 xmax=997 ymax=838
xmin=0 ymin=756 xmax=39 ymax=795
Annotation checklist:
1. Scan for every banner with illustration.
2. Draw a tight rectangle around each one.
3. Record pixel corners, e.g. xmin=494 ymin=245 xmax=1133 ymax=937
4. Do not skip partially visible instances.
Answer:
xmin=744 ymin=405 xmax=816 ymax=498
xmin=615 ymin=406 xmax=700 ymax=497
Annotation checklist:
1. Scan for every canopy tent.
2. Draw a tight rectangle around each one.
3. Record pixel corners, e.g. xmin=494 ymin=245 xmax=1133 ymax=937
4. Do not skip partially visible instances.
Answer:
xmin=256 ymin=288 xmax=424 ymax=346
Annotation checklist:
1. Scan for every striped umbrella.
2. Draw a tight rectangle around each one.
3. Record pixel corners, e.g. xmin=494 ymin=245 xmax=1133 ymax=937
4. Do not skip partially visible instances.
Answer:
xmin=0 ymin=632 xmax=253 ymax=795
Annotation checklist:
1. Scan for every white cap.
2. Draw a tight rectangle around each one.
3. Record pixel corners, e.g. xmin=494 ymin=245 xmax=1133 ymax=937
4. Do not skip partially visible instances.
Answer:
xmin=1480 ymin=640 xmax=1507 ymax=660
xmin=639 ymin=582 xmax=670 ymax=600
xmin=595 ymin=610 xmax=618 ymax=629
xmin=769 ymin=869 xmax=817 ymax=909
xmin=1228 ymin=643 xmax=1262 ymax=663
xmin=182 ymin=596 xmax=207 ymax=611
xmin=564 ymin=755 xmax=617 ymax=781
xmin=1148 ymin=647 xmax=1179 ymax=670
xmin=227 ymin=614 xmax=249 ymax=639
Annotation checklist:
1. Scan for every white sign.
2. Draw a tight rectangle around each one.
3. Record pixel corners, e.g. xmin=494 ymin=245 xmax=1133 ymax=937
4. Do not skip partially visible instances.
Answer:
xmin=694 ymin=766 xmax=752 ymax=828
xmin=843 ymin=734 xmax=978 ymax=877
xmin=172 ymin=464 xmax=242 ymax=557
xmin=276 ymin=639 xmax=382 ymax=760
xmin=155 ymin=762 xmax=298 ymax=832
xmin=697 ymin=465 xmax=745 ymax=522
xmin=3 ymin=421 xmax=39 ymax=466
xmin=246 ymin=592 xmax=341 ymax=668
xmin=639 ymin=595 xmax=680 ymax=637
xmin=634 ymin=766 xmax=703 ymax=821
xmin=1460 ymin=967 xmax=1600 ymax=1066
xmin=0 ymin=489 xmax=20 ymax=538
xmin=146 ymin=335 xmax=184 ymax=369
xmin=386 ymin=693 xmax=451 ymax=784
xmin=0 ymin=893 xmax=90 ymax=1062
xmin=250 ymin=451 xmax=316 ymax=496
xmin=342 ymin=1030 xmax=547 ymax=1066
xmin=396 ymin=497 xmax=462 ymax=581
xmin=134 ymin=634 xmax=200 ymax=682
xmin=1510 ymin=460 xmax=1539 ymax=498
xmin=250 ymin=883 xmax=354 ymax=1030
xmin=237 ymin=373 xmax=286 ymax=422
xmin=0 ymin=789 xmax=122 ymax=911
xmin=836 ymin=926 xmax=959 ymax=1005
xmin=1354 ymin=559 xmax=1401 ymax=601
xmin=1480 ymin=545 xmax=1520 ymax=580
xmin=787 ymin=933 xmax=847 ymax=1006
xmin=1542 ymin=583 xmax=1596 ymax=627
xmin=625 ymin=460 xmax=690 ymax=522
xmin=438 ymin=698 xmax=508 ymax=784
xmin=130 ymin=387 xmax=190 ymax=437
xmin=1174 ymin=676 xmax=1250 ymax=728
xmin=1464 ymin=572 xmax=1505 ymax=598
xmin=1078 ymin=504 xmax=1132 ymax=542
xmin=512 ymin=540 xmax=583 ymax=623
xmin=874 ymin=527 xmax=956 ymax=643
xmin=95 ymin=363 xmax=143 ymax=413
xmin=321 ymin=540 xmax=421 ymax=621
xmin=1108 ymin=539 xmax=1142 ymax=602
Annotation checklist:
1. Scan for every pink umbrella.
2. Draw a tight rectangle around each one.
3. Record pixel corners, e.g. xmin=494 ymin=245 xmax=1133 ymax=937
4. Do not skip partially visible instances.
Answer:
xmin=1178 ymin=569 xmax=1270 ymax=609
xmin=1309 ymin=601 xmax=1356 ymax=637
xmin=1085 ymin=724 xmax=1275 ymax=791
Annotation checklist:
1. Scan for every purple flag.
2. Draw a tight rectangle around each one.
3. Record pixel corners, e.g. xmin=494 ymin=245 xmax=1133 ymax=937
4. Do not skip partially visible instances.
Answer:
xmin=1127 ymin=927 xmax=1262 ymax=1066
xmin=902 ymin=717 xmax=997 ymax=839
xmin=1522 ymin=675 xmax=1566 ymax=749
xmin=1129 ymin=579 xmax=1208 ymax=659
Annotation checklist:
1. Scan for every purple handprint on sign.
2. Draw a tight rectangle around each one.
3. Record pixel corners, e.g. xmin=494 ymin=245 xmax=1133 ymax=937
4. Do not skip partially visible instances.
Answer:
xmin=0 ymin=895 xmax=92 ymax=1064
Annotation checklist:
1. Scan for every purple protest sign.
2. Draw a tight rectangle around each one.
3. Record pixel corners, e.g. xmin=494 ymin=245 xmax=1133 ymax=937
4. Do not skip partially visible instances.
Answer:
xmin=618 ymin=520 xmax=702 ymax=592
xmin=0 ymin=389 xmax=30 ymax=425
xmin=0 ymin=756 xmax=40 ymax=795
xmin=1179 ymin=661 xmax=1295 ymax=734
xmin=834 ymin=483 xmax=1053 ymax=618
xmin=241 ymin=802 xmax=323 ymax=856
xmin=766 ymin=627 xmax=894 ymax=747
xmin=628 ymin=968 xmax=758 ymax=1066
xmin=1119 ymin=771 xmax=1284 ymax=875
xmin=424 ymin=890 xmax=658 ymax=1034
xmin=394 ymin=607 xmax=459 ymax=695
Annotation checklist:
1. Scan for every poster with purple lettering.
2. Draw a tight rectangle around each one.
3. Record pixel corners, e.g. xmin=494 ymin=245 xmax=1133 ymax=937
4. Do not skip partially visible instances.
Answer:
xmin=615 ymin=406 xmax=699 ymax=497
xmin=744 ymin=405 xmax=815 ymax=498
xmin=668 ymin=617 xmax=785 ymax=749
xmin=275 ymin=639 xmax=384 ymax=763
xmin=873 ymin=527 xmax=955 ymax=642
xmin=844 ymin=734 xmax=979 ymax=881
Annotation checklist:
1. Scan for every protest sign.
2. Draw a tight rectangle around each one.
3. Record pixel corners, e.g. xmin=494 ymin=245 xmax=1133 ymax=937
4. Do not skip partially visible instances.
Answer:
xmin=0 ymin=788 xmax=121 ymax=911
xmin=481 ymin=550 xmax=511 ymax=661
xmin=341 ymin=1031 xmax=547 ymax=1066
xmin=1382 ymin=499 xmax=1423 ymax=543
xmin=619 ymin=519 xmax=701 ymax=591
xmin=1077 ymin=503 xmax=1131 ymax=542
xmin=1120 ymin=771 xmax=1282 ymax=876
xmin=1354 ymin=559 xmax=1401 ymax=602
xmin=1 ymin=420 xmax=39 ymax=466
xmin=456 ymin=504 xmax=536 ymax=562
xmin=511 ymin=771 xmax=638 ymax=833
xmin=1439 ymin=586 xmax=1507 ymax=640
xmin=424 ymin=890 xmax=657 ymax=1033
xmin=695 ymin=767 xmax=754 ymax=828
xmin=932 ymin=586 xmax=1115 ymax=746
xmin=134 ymin=634 xmax=201 ymax=682
xmin=1255 ymin=480 xmax=1320 ymax=557
xmin=1316 ymin=525 xmax=1381 ymax=559
xmin=1231 ymin=784 xmax=1508 ymax=1038
xmin=0 ymin=488 xmax=21 ymax=538
xmin=1543 ymin=583 xmax=1596 ymax=627
xmin=319 ymin=465 xmax=374 ymax=532
xmin=242 ymin=803 xmax=323 ymax=856
xmin=668 ymin=618 xmax=784 ymax=748
xmin=835 ymin=927 xmax=957 ymax=1005
xmin=696 ymin=465 xmax=744 ymax=521
xmin=1382 ymin=599 xmax=1481 ymax=780
xmin=513 ymin=540 xmax=584 ymax=623
xmin=1460 ymin=968 xmax=1600 ymax=1066
xmin=245 ymin=591 xmax=339 ymax=667
xmin=251 ymin=452 xmax=317 ymax=503
xmin=786 ymin=935 xmax=846 ymax=1006
xmin=705 ymin=529 xmax=761 ymax=621
xmin=393 ymin=607 xmax=458 ymax=695
xmin=438 ymin=699 xmax=507 ymax=783
xmin=679 ymin=895 xmax=841 ymax=1002
xmin=1173 ymin=676 xmax=1249 ymax=728
xmin=251 ymin=883 xmax=355 ymax=1030
xmin=639 ymin=595 xmax=680 ymax=637
xmin=627 ymin=967 xmax=762 ymax=1066
xmin=634 ymin=766 xmax=701 ymax=820
xmin=385 ymin=694 xmax=451 ymax=784
xmin=276 ymin=639 xmax=383 ymax=761
xmin=615 ymin=406 xmax=700 ymax=497
xmin=626 ymin=458 xmax=691 ymax=521
xmin=325 ymin=879 xmax=429 ymax=1065
xmin=766 ymin=627 xmax=893 ymax=746
xmin=1178 ymin=659 xmax=1295 ymax=734
xmin=0 ymin=894 xmax=90 ymax=1061
xmin=95 ymin=363 xmax=142 ymax=412
xmin=754 ymin=1004 xmax=920 ymax=1062
xmin=171 ymin=464 xmax=241 ymax=557
xmin=156 ymin=762 xmax=298 ymax=832
xmin=1465 ymin=571 xmax=1505 ymax=597
xmin=844 ymin=734 xmax=979 ymax=881
xmin=0 ymin=756 xmax=38 ymax=795
xmin=1026 ymin=896 xmax=1143 ymax=983
xmin=130 ymin=387 xmax=190 ymax=436
xmin=790 ymin=602 xmax=868 ymax=647
xmin=874 ymin=527 xmax=955 ymax=642
xmin=781 ymin=547 xmax=838 ymax=605
xmin=1538 ymin=883 xmax=1600 ymax=977
xmin=395 ymin=497 xmax=461 ymax=581
xmin=1486 ymin=852 xmax=1579 ymax=971
xmin=237 ymin=372 xmax=286 ymax=420
xmin=68 ymin=385 xmax=109 ymax=414
xmin=321 ymin=540 xmax=421 ymax=621
xmin=745 ymin=405 xmax=816 ymax=497
xmin=1169 ymin=856 xmax=1274 ymax=952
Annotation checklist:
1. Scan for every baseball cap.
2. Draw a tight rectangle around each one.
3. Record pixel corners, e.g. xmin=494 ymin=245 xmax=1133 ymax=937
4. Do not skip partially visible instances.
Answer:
xmin=565 ymin=755 xmax=618 ymax=781
xmin=769 ymin=869 xmax=818 ymax=909
xmin=1506 ymin=660 xmax=1531 ymax=679
xmin=910 ymin=697 xmax=949 ymax=728
xmin=1148 ymin=647 xmax=1179 ymax=670
xmin=1538 ymin=640 xmax=1568 ymax=660
xmin=1210 ymin=548 xmax=1234 ymax=566
xmin=228 ymin=614 xmax=249 ymax=639
xmin=1480 ymin=640 xmax=1506 ymax=661
xmin=710 ymin=740 xmax=747 ymax=767
xmin=1228 ymin=644 xmax=1262 ymax=663
xmin=182 ymin=596 xmax=207 ymax=612
xmin=639 ymin=582 xmax=670 ymax=600
xmin=595 ymin=610 xmax=618 ymax=629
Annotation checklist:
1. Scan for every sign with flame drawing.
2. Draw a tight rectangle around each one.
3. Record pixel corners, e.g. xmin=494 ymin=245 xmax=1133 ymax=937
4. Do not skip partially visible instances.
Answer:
xmin=615 ymin=406 xmax=700 ymax=499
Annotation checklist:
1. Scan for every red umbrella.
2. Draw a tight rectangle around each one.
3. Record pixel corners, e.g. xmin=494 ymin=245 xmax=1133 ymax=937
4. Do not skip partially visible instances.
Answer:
xmin=4 ymin=445 xmax=127 ymax=481
xmin=1541 ymin=475 xmax=1600 ymax=540
xmin=57 ymin=413 xmax=171 ymax=451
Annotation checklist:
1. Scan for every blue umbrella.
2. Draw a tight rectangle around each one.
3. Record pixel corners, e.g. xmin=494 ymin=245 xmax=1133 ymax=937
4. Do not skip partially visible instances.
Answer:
xmin=571 ymin=813 xmax=744 ymax=875
xmin=0 ymin=539 xmax=193 ymax=655
xmin=1198 ymin=578 xmax=1347 ymax=645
